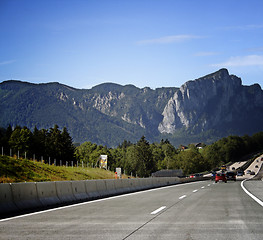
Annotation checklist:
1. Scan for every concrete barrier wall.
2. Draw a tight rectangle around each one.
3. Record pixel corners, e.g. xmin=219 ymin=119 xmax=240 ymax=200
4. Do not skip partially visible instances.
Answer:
xmin=104 ymin=179 xmax=117 ymax=196
xmin=114 ymin=179 xmax=125 ymax=194
xmin=55 ymin=181 xmax=76 ymax=204
xmin=11 ymin=182 xmax=43 ymax=211
xmin=119 ymin=179 xmax=132 ymax=193
xmin=0 ymin=176 xmax=209 ymax=218
xmin=36 ymin=181 xmax=60 ymax=207
xmin=71 ymin=180 xmax=89 ymax=201
xmin=85 ymin=180 xmax=100 ymax=199
xmin=0 ymin=183 xmax=19 ymax=214
xmin=133 ymin=178 xmax=144 ymax=191
xmin=95 ymin=179 xmax=108 ymax=197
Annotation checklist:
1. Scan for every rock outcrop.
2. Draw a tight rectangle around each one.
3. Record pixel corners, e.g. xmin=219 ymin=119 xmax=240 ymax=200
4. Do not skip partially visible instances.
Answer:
xmin=158 ymin=69 xmax=263 ymax=134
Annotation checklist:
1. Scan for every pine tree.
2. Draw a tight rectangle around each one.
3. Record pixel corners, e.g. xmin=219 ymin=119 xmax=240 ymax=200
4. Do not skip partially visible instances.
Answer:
xmin=135 ymin=136 xmax=156 ymax=177
xmin=61 ymin=127 xmax=75 ymax=162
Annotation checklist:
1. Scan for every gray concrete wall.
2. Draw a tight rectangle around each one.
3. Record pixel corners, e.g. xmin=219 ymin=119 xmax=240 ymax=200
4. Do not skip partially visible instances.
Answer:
xmin=0 ymin=177 xmax=208 ymax=218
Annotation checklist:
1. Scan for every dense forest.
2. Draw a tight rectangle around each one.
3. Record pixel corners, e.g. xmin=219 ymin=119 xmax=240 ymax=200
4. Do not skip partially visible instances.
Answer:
xmin=0 ymin=125 xmax=75 ymax=164
xmin=1 ymin=125 xmax=263 ymax=177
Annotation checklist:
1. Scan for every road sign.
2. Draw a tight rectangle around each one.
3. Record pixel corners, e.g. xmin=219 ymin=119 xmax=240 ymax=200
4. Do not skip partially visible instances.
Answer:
xmin=116 ymin=168 xmax=122 ymax=178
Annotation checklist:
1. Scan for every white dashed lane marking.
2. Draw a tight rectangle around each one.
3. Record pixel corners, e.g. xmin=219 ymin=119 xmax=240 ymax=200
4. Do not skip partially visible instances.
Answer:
xmin=151 ymin=206 xmax=166 ymax=215
xmin=179 ymin=195 xmax=187 ymax=200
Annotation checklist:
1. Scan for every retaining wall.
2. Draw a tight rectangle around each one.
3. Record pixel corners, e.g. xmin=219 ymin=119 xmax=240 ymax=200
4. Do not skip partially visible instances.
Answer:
xmin=0 ymin=177 xmax=207 ymax=218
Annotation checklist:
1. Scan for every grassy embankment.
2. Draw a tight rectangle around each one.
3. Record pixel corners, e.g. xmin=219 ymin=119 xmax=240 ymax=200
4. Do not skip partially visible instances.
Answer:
xmin=0 ymin=155 xmax=116 ymax=183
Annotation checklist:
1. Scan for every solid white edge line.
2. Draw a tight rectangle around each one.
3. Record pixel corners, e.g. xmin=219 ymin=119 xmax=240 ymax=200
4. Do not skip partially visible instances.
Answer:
xmin=151 ymin=206 xmax=166 ymax=215
xmin=241 ymin=179 xmax=263 ymax=207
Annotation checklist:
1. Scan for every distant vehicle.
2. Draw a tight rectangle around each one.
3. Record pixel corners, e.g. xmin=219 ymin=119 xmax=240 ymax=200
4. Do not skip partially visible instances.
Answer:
xmin=211 ymin=171 xmax=216 ymax=180
xmin=215 ymin=173 xmax=227 ymax=183
xmin=194 ymin=173 xmax=203 ymax=178
xmin=246 ymin=170 xmax=251 ymax=174
xmin=237 ymin=171 xmax=244 ymax=176
xmin=190 ymin=174 xmax=195 ymax=178
xmin=221 ymin=165 xmax=227 ymax=171
xmin=226 ymin=171 xmax=236 ymax=181
xmin=250 ymin=171 xmax=255 ymax=175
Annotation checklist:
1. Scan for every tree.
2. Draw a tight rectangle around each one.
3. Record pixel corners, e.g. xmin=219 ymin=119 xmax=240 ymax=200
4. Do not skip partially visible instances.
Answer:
xmin=161 ymin=141 xmax=177 ymax=169
xmin=9 ymin=126 xmax=32 ymax=157
xmin=76 ymin=141 xmax=95 ymax=163
xmin=61 ymin=127 xmax=75 ymax=162
xmin=177 ymin=149 xmax=207 ymax=175
xmin=134 ymin=136 xmax=156 ymax=177
xmin=0 ymin=126 xmax=12 ymax=155
xmin=47 ymin=125 xmax=63 ymax=161
xmin=32 ymin=127 xmax=48 ymax=159
xmin=118 ymin=139 xmax=133 ymax=149
xmin=151 ymin=143 xmax=165 ymax=170
xmin=251 ymin=132 xmax=263 ymax=151
xmin=125 ymin=145 xmax=137 ymax=176
xmin=202 ymin=143 xmax=222 ymax=169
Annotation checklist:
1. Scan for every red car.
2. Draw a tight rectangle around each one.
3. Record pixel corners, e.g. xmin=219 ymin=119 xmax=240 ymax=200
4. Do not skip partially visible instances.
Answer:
xmin=215 ymin=173 xmax=227 ymax=183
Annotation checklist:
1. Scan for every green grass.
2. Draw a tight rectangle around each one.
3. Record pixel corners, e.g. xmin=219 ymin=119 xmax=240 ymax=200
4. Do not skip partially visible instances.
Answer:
xmin=0 ymin=155 xmax=116 ymax=183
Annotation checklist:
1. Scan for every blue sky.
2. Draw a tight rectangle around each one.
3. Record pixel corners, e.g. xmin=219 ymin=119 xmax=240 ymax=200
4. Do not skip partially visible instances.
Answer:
xmin=1 ymin=0 xmax=263 ymax=89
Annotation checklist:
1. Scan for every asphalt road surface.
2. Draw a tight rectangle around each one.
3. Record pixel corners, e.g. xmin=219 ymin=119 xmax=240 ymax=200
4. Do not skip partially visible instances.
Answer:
xmin=1 ymin=180 xmax=263 ymax=240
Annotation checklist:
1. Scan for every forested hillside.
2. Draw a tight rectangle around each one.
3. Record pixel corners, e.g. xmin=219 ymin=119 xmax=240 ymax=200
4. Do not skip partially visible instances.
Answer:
xmin=1 ymin=125 xmax=263 ymax=180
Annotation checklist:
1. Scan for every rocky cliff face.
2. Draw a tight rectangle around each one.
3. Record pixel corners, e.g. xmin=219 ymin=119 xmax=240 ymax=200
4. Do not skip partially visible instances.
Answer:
xmin=85 ymin=84 xmax=177 ymax=132
xmin=158 ymin=69 xmax=263 ymax=134
xmin=1 ymin=69 xmax=263 ymax=146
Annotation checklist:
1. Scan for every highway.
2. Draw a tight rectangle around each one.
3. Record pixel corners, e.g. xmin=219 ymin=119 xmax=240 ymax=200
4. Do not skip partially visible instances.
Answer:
xmin=1 ymin=180 xmax=263 ymax=240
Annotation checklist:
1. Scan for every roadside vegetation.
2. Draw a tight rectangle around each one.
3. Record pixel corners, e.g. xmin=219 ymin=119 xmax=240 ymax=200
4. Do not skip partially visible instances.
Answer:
xmin=0 ymin=155 xmax=115 ymax=183
xmin=1 ymin=125 xmax=263 ymax=182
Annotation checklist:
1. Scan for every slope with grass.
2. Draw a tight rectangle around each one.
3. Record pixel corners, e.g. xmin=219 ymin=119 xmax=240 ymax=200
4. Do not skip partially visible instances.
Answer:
xmin=0 ymin=155 xmax=115 ymax=183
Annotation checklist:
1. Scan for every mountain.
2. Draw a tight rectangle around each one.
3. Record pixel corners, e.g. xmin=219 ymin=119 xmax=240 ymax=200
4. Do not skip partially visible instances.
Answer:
xmin=0 ymin=80 xmax=176 ymax=146
xmin=1 ymin=69 xmax=263 ymax=147
xmin=159 ymin=69 xmax=263 ymax=136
